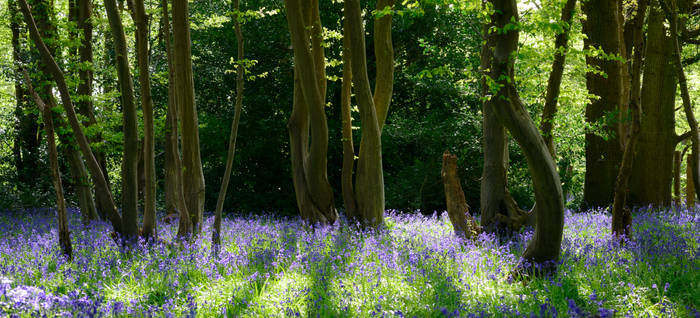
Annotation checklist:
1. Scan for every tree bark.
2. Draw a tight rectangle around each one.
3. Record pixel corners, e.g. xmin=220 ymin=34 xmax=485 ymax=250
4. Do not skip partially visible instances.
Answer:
xmin=688 ymin=154 xmax=696 ymax=206
xmin=629 ymin=1 xmax=677 ymax=207
xmin=162 ymin=0 xmax=192 ymax=239
xmin=582 ymin=0 xmax=625 ymax=208
xmin=374 ymin=0 xmax=394 ymax=130
xmin=24 ymin=72 xmax=73 ymax=260
xmin=674 ymin=150 xmax=681 ymax=206
xmin=18 ymin=0 xmax=124 ymax=237
xmin=663 ymin=0 xmax=700 ymax=206
xmin=173 ymin=0 xmax=206 ymax=234
xmin=441 ymin=151 xmax=479 ymax=239
xmin=540 ymin=0 xmax=576 ymax=158
xmin=213 ymin=0 xmax=244 ymax=253
xmin=9 ymin=0 xmax=27 ymax=193
xmin=284 ymin=0 xmax=338 ymax=225
xmin=340 ymin=15 xmax=358 ymax=221
xmin=484 ymin=0 xmax=565 ymax=268
xmin=127 ymin=0 xmax=157 ymax=240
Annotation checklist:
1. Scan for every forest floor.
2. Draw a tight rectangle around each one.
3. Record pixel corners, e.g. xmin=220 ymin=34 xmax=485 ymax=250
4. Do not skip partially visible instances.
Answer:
xmin=0 ymin=206 xmax=698 ymax=317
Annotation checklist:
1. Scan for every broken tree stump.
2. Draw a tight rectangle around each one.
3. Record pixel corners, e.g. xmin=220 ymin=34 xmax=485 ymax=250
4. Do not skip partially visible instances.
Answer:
xmin=441 ymin=151 xmax=480 ymax=239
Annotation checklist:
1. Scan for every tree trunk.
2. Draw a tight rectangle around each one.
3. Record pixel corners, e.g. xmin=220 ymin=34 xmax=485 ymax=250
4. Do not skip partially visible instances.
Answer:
xmin=24 ymin=72 xmax=72 ymax=260
xmin=127 ymin=0 xmax=157 ymax=240
xmin=582 ymin=0 xmax=625 ymax=209
xmin=10 ymin=0 xmax=27 ymax=192
xmin=663 ymin=0 xmax=700 ymax=206
xmin=64 ymin=137 xmax=99 ymax=223
xmin=340 ymin=16 xmax=358 ymax=221
xmin=173 ymin=0 xmax=206 ymax=234
xmin=441 ymin=151 xmax=479 ymax=239
xmin=343 ymin=0 xmax=393 ymax=227
xmin=162 ymin=0 xmax=192 ymax=239
xmin=18 ymin=0 xmax=124 ymax=237
xmin=213 ymin=0 xmax=244 ymax=253
xmin=540 ymin=0 xmax=576 ymax=158
xmin=628 ymin=1 xmax=677 ymax=207
xmin=674 ymin=150 xmax=681 ymax=206
xmin=484 ymin=0 xmax=565 ymax=268
xmin=688 ymin=154 xmax=696 ymax=206
xmin=284 ymin=0 xmax=337 ymax=225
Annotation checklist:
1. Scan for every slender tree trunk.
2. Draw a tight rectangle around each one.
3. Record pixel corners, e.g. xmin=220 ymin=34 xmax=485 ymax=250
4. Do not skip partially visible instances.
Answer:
xmin=629 ymin=1 xmax=677 ymax=207
xmin=540 ymin=0 xmax=576 ymax=157
xmin=340 ymin=16 xmax=358 ymax=221
xmin=18 ymin=0 xmax=124 ymax=236
xmin=213 ymin=0 xmax=244 ymax=252
xmin=127 ymin=0 xmax=157 ymax=240
xmin=674 ymin=150 xmax=681 ymax=206
xmin=162 ymin=0 xmax=192 ymax=238
xmin=24 ymin=72 xmax=72 ymax=260
xmin=441 ymin=151 xmax=479 ymax=239
xmin=173 ymin=0 xmax=206 ymax=234
xmin=284 ymin=0 xmax=337 ymax=225
xmin=663 ymin=0 xmax=700 ymax=205
xmin=687 ymin=154 xmax=696 ymax=206
xmin=9 ymin=0 xmax=31 ymax=197
xmin=373 ymin=0 xmax=394 ymax=130
xmin=484 ymin=0 xmax=565 ymax=268
xmin=582 ymin=0 xmax=625 ymax=209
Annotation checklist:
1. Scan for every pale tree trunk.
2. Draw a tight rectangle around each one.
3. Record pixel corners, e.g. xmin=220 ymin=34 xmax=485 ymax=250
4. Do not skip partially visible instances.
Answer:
xmin=663 ymin=0 xmax=700 ymax=205
xmin=162 ymin=0 xmax=192 ymax=238
xmin=540 ymin=0 xmax=576 ymax=157
xmin=173 ymin=0 xmax=206 ymax=234
xmin=674 ymin=150 xmax=681 ymax=206
xmin=24 ymin=72 xmax=73 ymax=260
xmin=629 ymin=1 xmax=677 ymax=207
xmin=484 ymin=0 xmax=565 ymax=268
xmin=103 ymin=0 xmax=140 ymax=241
xmin=340 ymin=17 xmax=358 ymax=221
xmin=127 ymin=0 xmax=157 ymax=240
xmin=18 ymin=0 xmax=124 ymax=236
xmin=342 ymin=0 xmax=394 ymax=227
xmin=284 ymin=0 xmax=337 ymax=225
xmin=582 ymin=0 xmax=625 ymax=208
xmin=213 ymin=0 xmax=244 ymax=253
xmin=441 ymin=151 xmax=479 ymax=239
xmin=612 ymin=0 xmax=646 ymax=238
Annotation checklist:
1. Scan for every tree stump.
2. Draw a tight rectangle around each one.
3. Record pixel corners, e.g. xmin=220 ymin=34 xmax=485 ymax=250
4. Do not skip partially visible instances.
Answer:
xmin=441 ymin=151 xmax=479 ymax=239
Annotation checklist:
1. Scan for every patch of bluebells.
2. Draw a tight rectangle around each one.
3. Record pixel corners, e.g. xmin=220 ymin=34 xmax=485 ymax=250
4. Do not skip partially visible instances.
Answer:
xmin=0 ymin=205 xmax=697 ymax=317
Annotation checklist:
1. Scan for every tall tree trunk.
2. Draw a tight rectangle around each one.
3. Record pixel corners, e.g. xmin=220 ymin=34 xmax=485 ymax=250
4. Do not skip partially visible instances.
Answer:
xmin=63 ymin=137 xmax=98 ymax=223
xmin=628 ymin=1 xmax=677 ymax=207
xmin=161 ymin=0 xmax=191 ymax=238
xmin=173 ymin=0 xmax=206 ymax=234
xmin=103 ymin=0 xmax=140 ymax=241
xmin=18 ymin=0 xmax=124 ymax=237
xmin=284 ymin=0 xmax=337 ymax=225
xmin=687 ymin=154 xmax=696 ymax=206
xmin=340 ymin=16 xmax=358 ymax=221
xmin=484 ymin=0 xmax=565 ymax=268
xmin=9 ymin=0 xmax=31 ymax=198
xmin=663 ymin=0 xmax=700 ymax=205
xmin=24 ymin=72 xmax=72 ymax=260
xmin=127 ymin=0 xmax=157 ymax=240
xmin=213 ymin=0 xmax=244 ymax=252
xmin=612 ymin=0 xmax=646 ymax=238
xmin=582 ymin=0 xmax=625 ymax=208
xmin=342 ymin=0 xmax=394 ymax=227
xmin=540 ymin=0 xmax=576 ymax=158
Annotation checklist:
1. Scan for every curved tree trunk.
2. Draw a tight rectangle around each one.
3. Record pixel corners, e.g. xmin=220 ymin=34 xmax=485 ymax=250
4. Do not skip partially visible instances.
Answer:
xmin=173 ymin=0 xmax=206 ymax=234
xmin=284 ymin=0 xmax=337 ymax=225
xmin=484 ymin=0 xmax=565 ymax=267
xmin=24 ymin=72 xmax=73 ymax=260
xmin=18 ymin=0 xmax=124 ymax=237
xmin=127 ymin=0 xmax=157 ymax=240
xmin=213 ymin=0 xmax=244 ymax=253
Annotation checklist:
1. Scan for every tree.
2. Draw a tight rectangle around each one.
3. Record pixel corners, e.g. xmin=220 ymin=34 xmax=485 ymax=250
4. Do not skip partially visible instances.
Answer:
xmin=126 ymin=0 xmax=157 ymax=240
xmin=213 ymin=0 xmax=245 ymax=252
xmin=582 ymin=0 xmax=625 ymax=208
xmin=341 ymin=0 xmax=395 ymax=227
xmin=483 ymin=0 xmax=565 ymax=267
xmin=284 ymin=0 xmax=337 ymax=225
xmin=23 ymin=72 xmax=72 ymax=260
xmin=173 ymin=0 xmax=206 ymax=233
